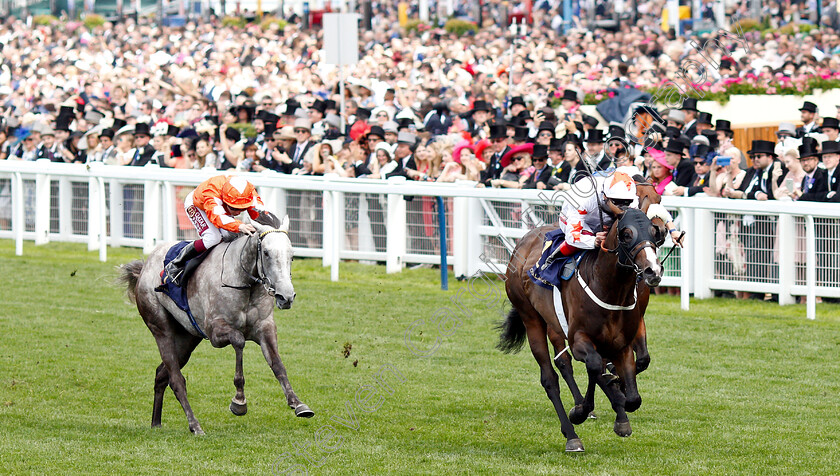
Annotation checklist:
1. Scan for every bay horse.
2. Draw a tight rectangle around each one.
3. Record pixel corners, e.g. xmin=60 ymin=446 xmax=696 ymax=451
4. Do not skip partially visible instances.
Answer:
xmin=118 ymin=212 xmax=313 ymax=435
xmin=499 ymin=201 xmax=664 ymax=452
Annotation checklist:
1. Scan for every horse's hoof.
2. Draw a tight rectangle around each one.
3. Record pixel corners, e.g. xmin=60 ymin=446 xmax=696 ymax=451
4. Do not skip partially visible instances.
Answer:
xmin=294 ymin=404 xmax=315 ymax=418
xmin=569 ymin=406 xmax=589 ymax=425
xmin=565 ymin=438 xmax=585 ymax=452
xmin=191 ymin=425 xmax=205 ymax=436
xmin=588 ymin=412 xmax=597 ymax=419
xmin=614 ymin=420 xmax=632 ymax=437
xmin=230 ymin=400 xmax=248 ymax=416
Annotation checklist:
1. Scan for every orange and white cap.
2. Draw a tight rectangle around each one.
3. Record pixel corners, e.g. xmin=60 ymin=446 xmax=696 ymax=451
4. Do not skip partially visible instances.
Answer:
xmin=601 ymin=172 xmax=637 ymax=201
xmin=220 ymin=176 xmax=256 ymax=208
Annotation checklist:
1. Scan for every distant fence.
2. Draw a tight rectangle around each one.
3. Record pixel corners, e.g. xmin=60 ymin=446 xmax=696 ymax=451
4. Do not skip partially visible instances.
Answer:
xmin=2 ymin=160 xmax=837 ymax=320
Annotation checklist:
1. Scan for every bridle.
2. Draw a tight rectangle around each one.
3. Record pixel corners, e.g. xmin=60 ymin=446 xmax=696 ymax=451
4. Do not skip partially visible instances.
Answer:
xmin=600 ymin=211 xmax=658 ymax=276
xmin=222 ymin=228 xmax=289 ymax=295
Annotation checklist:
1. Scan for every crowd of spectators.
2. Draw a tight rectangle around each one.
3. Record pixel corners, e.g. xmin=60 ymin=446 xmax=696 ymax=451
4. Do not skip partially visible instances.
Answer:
xmin=2 ymin=4 xmax=840 ymax=299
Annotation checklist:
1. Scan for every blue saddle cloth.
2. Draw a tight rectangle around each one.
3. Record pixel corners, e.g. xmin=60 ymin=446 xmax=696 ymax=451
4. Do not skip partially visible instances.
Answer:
xmin=528 ymin=228 xmax=587 ymax=290
xmin=155 ymin=241 xmax=210 ymax=339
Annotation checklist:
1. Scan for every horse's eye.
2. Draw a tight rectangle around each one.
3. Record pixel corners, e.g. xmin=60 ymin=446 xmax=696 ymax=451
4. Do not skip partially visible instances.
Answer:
xmin=622 ymin=229 xmax=634 ymax=242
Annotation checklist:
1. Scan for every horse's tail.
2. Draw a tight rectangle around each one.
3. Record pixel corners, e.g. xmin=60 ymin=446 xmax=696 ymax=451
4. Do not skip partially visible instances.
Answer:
xmin=495 ymin=307 xmax=527 ymax=354
xmin=117 ymin=260 xmax=145 ymax=304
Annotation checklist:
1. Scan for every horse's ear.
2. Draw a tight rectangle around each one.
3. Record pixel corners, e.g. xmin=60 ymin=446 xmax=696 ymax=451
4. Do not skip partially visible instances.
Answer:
xmin=280 ymin=214 xmax=290 ymax=232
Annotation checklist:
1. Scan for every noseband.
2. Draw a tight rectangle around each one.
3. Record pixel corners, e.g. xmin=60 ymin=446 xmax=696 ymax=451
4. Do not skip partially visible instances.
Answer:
xmin=222 ymin=229 xmax=289 ymax=295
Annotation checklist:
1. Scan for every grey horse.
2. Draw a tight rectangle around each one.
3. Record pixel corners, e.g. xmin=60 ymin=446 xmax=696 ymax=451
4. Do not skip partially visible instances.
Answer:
xmin=119 ymin=211 xmax=313 ymax=435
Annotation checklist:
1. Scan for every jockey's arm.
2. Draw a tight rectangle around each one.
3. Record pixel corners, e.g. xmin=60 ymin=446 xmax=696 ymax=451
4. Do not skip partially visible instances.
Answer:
xmin=201 ymin=196 xmax=248 ymax=233
xmin=646 ymin=203 xmax=683 ymax=247
xmin=562 ymin=201 xmax=597 ymax=250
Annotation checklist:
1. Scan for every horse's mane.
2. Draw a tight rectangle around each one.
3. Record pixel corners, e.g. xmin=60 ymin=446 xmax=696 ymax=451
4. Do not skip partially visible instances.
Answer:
xmin=253 ymin=210 xmax=282 ymax=228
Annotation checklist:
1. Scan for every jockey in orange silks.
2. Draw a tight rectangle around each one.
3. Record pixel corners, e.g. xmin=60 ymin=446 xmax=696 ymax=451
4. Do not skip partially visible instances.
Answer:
xmin=164 ymin=175 xmax=266 ymax=286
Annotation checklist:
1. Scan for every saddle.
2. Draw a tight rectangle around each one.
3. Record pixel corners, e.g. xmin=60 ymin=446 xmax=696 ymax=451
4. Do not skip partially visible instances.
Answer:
xmin=528 ymin=228 xmax=587 ymax=290
xmin=154 ymin=241 xmax=211 ymax=339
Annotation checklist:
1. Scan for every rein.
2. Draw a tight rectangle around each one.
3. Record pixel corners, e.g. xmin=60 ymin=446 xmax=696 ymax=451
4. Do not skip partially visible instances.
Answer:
xmin=221 ymin=228 xmax=289 ymax=295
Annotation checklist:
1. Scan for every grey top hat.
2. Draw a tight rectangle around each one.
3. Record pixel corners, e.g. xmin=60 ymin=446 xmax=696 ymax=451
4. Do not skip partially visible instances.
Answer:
xmin=397 ymin=131 xmax=417 ymax=145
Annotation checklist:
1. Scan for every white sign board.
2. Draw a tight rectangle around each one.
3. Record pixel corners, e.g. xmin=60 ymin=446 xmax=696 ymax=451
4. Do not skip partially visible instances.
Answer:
xmin=323 ymin=13 xmax=360 ymax=66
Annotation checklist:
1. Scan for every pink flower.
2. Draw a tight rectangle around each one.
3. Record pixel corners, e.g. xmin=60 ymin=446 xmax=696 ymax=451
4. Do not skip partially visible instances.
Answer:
xmin=608 ymin=91 xmax=615 ymax=98
xmin=710 ymin=84 xmax=724 ymax=93
xmin=554 ymin=90 xmax=561 ymax=98
xmin=821 ymin=73 xmax=831 ymax=80
xmin=766 ymin=87 xmax=777 ymax=94
xmin=594 ymin=94 xmax=603 ymax=100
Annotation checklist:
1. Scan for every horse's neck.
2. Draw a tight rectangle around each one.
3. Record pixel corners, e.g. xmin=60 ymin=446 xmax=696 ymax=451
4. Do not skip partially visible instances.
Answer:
xmin=588 ymin=247 xmax=636 ymax=299
xmin=224 ymin=236 xmax=258 ymax=278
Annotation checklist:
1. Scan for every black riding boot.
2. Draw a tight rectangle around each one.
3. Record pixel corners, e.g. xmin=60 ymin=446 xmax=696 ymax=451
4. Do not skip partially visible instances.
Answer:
xmin=164 ymin=242 xmax=201 ymax=286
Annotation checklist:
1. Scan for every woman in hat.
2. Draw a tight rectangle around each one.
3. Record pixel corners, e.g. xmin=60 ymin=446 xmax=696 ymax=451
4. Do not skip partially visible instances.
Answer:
xmin=648 ymin=148 xmax=677 ymax=196
xmin=774 ymin=148 xmax=806 ymax=200
xmin=163 ymin=175 xmax=267 ymax=286
xmin=369 ymin=142 xmax=398 ymax=179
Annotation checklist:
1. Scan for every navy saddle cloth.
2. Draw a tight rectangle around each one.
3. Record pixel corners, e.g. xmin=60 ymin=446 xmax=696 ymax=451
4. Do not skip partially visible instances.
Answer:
xmin=155 ymin=241 xmax=210 ymax=338
xmin=528 ymin=228 xmax=586 ymax=290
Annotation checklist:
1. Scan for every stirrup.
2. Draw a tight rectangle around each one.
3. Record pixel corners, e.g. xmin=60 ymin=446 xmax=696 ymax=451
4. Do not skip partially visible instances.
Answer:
xmin=164 ymin=264 xmax=185 ymax=286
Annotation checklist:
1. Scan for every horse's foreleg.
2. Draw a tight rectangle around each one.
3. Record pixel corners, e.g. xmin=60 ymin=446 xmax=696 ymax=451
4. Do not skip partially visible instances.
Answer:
xmin=257 ymin=322 xmax=314 ymax=418
xmin=600 ymin=347 xmax=636 ymax=437
xmin=524 ymin=316 xmax=583 ymax=452
xmin=568 ymin=335 xmax=601 ymax=425
xmin=230 ymin=331 xmax=248 ymax=416
xmin=616 ymin=346 xmax=642 ymax=413
xmin=633 ymin=319 xmax=650 ymax=375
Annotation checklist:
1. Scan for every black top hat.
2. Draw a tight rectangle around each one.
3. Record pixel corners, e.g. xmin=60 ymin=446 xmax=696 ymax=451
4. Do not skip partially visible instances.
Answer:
xmin=532 ymin=144 xmax=549 ymax=159
xmin=821 ymin=140 xmax=840 ymax=156
xmin=324 ymin=99 xmax=337 ymax=111
xmin=516 ymin=109 xmax=532 ymax=121
xmin=111 ymin=118 xmax=127 ymax=132
xmin=366 ymin=125 xmax=385 ymax=140
xmin=356 ymin=107 xmax=372 ymax=120
xmin=264 ymin=122 xmax=277 ymax=137
xmin=549 ymin=138 xmax=565 ymax=151
xmin=512 ymin=127 xmax=530 ymax=142
xmin=55 ymin=115 xmax=73 ymax=132
xmin=691 ymin=144 xmax=711 ymax=159
xmin=396 ymin=117 xmax=413 ymax=130
xmin=538 ymin=121 xmax=555 ymax=133
xmin=470 ymin=100 xmax=491 ymax=113
xmin=167 ymin=125 xmax=181 ymax=137
xmin=586 ymin=129 xmax=605 ymax=143
xmin=561 ymin=90 xmax=579 ymax=103
xmin=799 ymin=101 xmax=818 ymax=113
xmin=99 ymin=128 xmax=115 ymax=140
xmin=582 ymin=114 xmax=599 ymax=129
xmin=311 ymin=99 xmax=327 ymax=114
xmin=715 ymin=119 xmax=732 ymax=132
xmin=665 ymin=126 xmax=682 ymax=139
xmin=58 ymin=105 xmax=76 ymax=118
xmin=681 ymin=98 xmax=698 ymax=111
xmin=488 ymin=124 xmax=507 ymax=140
xmin=134 ymin=123 xmax=151 ymax=137
xmin=510 ymin=96 xmax=526 ymax=107
xmin=701 ymin=129 xmax=719 ymax=149
xmin=283 ymin=99 xmax=301 ymax=116
xmin=822 ymin=117 xmax=840 ymax=131
xmin=799 ymin=137 xmax=820 ymax=159
xmin=256 ymin=110 xmax=274 ymax=122
xmin=665 ymin=138 xmax=687 ymax=155
xmin=697 ymin=112 xmax=713 ymax=125
xmin=608 ymin=124 xmax=625 ymax=140
xmin=747 ymin=140 xmax=777 ymax=156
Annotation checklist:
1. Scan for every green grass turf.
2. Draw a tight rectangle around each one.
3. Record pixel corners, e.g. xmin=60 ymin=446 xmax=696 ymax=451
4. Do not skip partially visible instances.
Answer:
xmin=1 ymin=240 xmax=839 ymax=475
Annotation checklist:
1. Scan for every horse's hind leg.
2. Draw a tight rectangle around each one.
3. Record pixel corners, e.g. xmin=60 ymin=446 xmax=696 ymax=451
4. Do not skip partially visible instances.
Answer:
xmin=152 ymin=331 xmax=202 ymax=427
xmin=524 ymin=315 xmax=583 ymax=452
xmin=547 ymin=327 xmax=584 ymax=409
xmin=257 ymin=322 xmax=314 ymax=418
